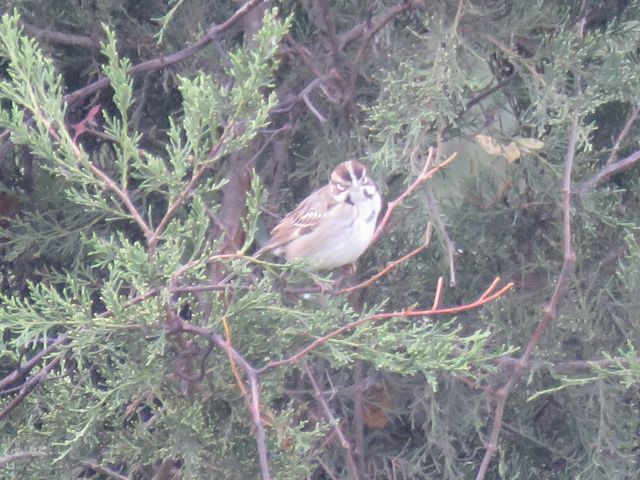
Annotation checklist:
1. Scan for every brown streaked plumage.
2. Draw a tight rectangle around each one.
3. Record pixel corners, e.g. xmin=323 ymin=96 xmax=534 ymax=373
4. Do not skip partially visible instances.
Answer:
xmin=260 ymin=160 xmax=381 ymax=270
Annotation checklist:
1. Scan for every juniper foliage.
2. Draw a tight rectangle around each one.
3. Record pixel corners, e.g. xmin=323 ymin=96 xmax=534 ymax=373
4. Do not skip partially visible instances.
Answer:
xmin=1 ymin=1 xmax=640 ymax=479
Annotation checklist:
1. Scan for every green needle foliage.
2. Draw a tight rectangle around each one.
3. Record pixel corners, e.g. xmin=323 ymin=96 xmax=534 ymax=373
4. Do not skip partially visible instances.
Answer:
xmin=1 ymin=1 xmax=640 ymax=479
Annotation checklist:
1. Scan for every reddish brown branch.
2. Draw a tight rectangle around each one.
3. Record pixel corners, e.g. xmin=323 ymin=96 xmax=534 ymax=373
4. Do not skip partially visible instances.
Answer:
xmin=179 ymin=321 xmax=271 ymax=480
xmin=338 ymin=242 xmax=428 ymax=294
xmin=475 ymin=114 xmax=579 ymax=480
xmin=432 ymin=277 xmax=445 ymax=309
xmin=261 ymin=277 xmax=513 ymax=373
xmin=371 ymin=149 xmax=457 ymax=245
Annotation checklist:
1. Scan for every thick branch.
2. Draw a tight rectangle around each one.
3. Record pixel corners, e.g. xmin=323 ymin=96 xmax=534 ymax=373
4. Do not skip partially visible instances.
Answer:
xmin=475 ymin=114 xmax=579 ymax=480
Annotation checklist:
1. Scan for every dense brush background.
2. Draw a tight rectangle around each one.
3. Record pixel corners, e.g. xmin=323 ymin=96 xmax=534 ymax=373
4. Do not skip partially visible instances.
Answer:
xmin=1 ymin=1 xmax=640 ymax=479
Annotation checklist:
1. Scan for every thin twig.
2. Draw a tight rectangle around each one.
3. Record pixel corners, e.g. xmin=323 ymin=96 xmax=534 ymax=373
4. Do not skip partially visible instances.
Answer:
xmin=302 ymin=362 xmax=360 ymax=479
xmin=222 ymin=317 xmax=250 ymax=398
xmin=0 ymin=350 xmax=66 ymax=420
xmin=495 ymin=354 xmax=630 ymax=375
xmin=575 ymin=148 xmax=640 ymax=194
xmin=345 ymin=2 xmax=414 ymax=100
xmin=607 ymin=103 xmax=640 ymax=165
xmin=28 ymin=101 xmax=155 ymax=243
xmin=0 ymin=335 xmax=69 ymax=391
xmin=179 ymin=322 xmax=271 ymax=480
xmin=338 ymin=243 xmax=428 ymax=294
xmin=432 ymin=277 xmax=445 ymax=309
xmin=61 ymin=0 xmax=266 ymax=107
xmin=20 ymin=21 xmax=100 ymax=49
xmin=475 ymin=114 xmax=579 ymax=480
xmin=89 ymin=162 xmax=155 ymax=242
xmin=371 ymin=149 xmax=457 ymax=245
xmin=421 ymin=186 xmax=457 ymax=286
xmin=148 ymin=125 xmax=231 ymax=252
xmin=80 ymin=461 xmax=130 ymax=480
xmin=0 ymin=451 xmax=47 ymax=467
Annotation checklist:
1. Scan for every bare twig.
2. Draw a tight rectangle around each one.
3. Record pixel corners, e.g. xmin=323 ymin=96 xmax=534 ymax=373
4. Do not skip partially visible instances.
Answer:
xmin=432 ymin=277 xmax=445 ymax=309
xmin=420 ymin=186 xmax=457 ymax=286
xmin=302 ymin=362 xmax=360 ymax=479
xmin=338 ymin=242 xmax=428 ymax=294
xmin=179 ymin=322 xmax=271 ymax=480
xmin=607 ymin=103 xmax=640 ymax=165
xmin=345 ymin=2 xmax=414 ymax=100
xmin=475 ymin=114 xmax=579 ymax=480
xmin=222 ymin=317 xmax=250 ymax=399
xmin=20 ymin=21 xmax=100 ymax=49
xmin=80 ymin=461 xmax=130 ymax=480
xmin=310 ymin=0 xmax=340 ymax=61
xmin=0 ymin=349 xmax=66 ymax=420
xmin=575 ymin=148 xmax=640 ymax=194
xmin=0 ymin=451 xmax=46 ymax=467
xmin=0 ymin=335 xmax=69 ymax=391
xmin=352 ymin=361 xmax=365 ymax=474
xmin=371 ymin=149 xmax=457 ymax=245
xmin=61 ymin=0 xmax=266 ymax=107
xmin=496 ymin=354 xmax=630 ymax=375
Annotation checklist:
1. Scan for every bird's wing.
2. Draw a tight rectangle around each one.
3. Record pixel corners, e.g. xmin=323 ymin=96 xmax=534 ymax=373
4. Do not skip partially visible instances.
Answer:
xmin=263 ymin=185 xmax=337 ymax=251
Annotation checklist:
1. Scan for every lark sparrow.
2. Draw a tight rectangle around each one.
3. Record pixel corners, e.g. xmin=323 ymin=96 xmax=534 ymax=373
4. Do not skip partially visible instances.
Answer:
xmin=260 ymin=160 xmax=382 ymax=270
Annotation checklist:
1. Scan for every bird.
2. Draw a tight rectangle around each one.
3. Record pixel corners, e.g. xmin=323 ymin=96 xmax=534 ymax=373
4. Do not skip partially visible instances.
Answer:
xmin=259 ymin=160 xmax=382 ymax=270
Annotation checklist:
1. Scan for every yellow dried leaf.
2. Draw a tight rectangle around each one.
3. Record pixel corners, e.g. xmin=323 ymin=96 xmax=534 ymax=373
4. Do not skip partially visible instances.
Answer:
xmin=503 ymin=142 xmax=521 ymax=163
xmin=474 ymin=134 xmax=504 ymax=156
xmin=514 ymin=137 xmax=544 ymax=151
